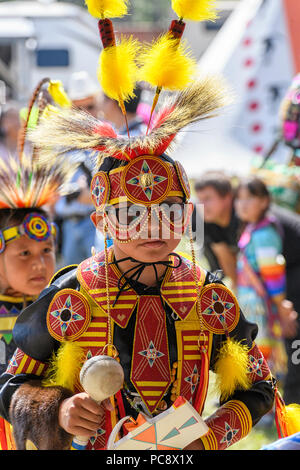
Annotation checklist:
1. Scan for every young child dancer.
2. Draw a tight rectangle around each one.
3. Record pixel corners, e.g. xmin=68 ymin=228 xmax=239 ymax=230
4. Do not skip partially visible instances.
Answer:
xmin=0 ymin=0 xmax=295 ymax=451
xmin=0 ymin=78 xmax=76 ymax=450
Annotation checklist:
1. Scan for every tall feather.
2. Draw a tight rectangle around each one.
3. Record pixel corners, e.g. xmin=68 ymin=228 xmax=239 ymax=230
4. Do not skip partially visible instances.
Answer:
xmin=138 ymin=33 xmax=196 ymax=91
xmin=172 ymin=0 xmax=218 ymax=21
xmin=98 ymin=36 xmax=140 ymax=105
xmin=85 ymin=0 xmax=128 ymax=18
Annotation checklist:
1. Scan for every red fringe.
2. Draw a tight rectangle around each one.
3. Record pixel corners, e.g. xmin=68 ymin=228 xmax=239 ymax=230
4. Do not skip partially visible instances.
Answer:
xmin=274 ymin=387 xmax=288 ymax=438
xmin=193 ymin=350 xmax=209 ymax=415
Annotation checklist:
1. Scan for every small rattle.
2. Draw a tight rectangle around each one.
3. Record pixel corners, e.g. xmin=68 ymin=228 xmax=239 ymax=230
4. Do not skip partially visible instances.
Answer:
xmin=71 ymin=355 xmax=124 ymax=450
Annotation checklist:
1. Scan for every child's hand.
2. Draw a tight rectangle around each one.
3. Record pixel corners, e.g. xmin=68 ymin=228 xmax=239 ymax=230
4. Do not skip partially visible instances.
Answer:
xmin=58 ymin=392 xmax=113 ymax=437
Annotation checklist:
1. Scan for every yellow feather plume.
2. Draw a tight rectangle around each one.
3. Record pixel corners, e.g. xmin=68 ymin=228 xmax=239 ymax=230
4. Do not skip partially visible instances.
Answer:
xmin=98 ymin=36 xmax=140 ymax=104
xmin=42 ymin=341 xmax=85 ymax=393
xmin=48 ymin=80 xmax=71 ymax=109
xmin=284 ymin=404 xmax=300 ymax=435
xmin=138 ymin=33 xmax=196 ymax=91
xmin=85 ymin=0 xmax=128 ymax=18
xmin=214 ymin=338 xmax=252 ymax=401
xmin=172 ymin=0 xmax=218 ymax=21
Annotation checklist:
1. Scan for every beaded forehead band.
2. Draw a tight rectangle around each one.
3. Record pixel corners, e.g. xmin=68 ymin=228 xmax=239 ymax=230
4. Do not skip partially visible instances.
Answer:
xmin=91 ymin=156 xmax=190 ymax=210
xmin=0 ymin=213 xmax=56 ymax=254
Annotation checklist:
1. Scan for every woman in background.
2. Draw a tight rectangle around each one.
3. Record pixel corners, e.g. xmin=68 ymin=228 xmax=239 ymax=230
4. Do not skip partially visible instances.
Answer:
xmin=235 ymin=177 xmax=296 ymax=375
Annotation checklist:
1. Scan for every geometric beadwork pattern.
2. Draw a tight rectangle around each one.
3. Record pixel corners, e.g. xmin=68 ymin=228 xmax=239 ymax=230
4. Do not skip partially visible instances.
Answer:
xmin=203 ymin=400 xmax=252 ymax=450
xmin=200 ymin=283 xmax=240 ymax=334
xmin=130 ymin=296 xmax=172 ymax=415
xmin=47 ymin=289 xmax=91 ymax=342
xmin=121 ymin=156 xmax=173 ymax=206
xmin=247 ymin=343 xmax=271 ymax=383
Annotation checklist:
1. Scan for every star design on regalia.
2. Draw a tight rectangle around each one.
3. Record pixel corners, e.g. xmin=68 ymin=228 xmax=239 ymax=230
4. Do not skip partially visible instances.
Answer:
xmin=184 ymin=364 xmax=200 ymax=395
xmin=50 ymin=296 xmax=84 ymax=336
xmin=139 ymin=340 xmax=164 ymax=367
xmin=202 ymin=290 xmax=234 ymax=325
xmin=92 ymin=176 xmax=105 ymax=206
xmin=248 ymin=354 xmax=264 ymax=377
xmin=220 ymin=422 xmax=239 ymax=447
xmin=127 ymin=160 xmax=167 ymax=201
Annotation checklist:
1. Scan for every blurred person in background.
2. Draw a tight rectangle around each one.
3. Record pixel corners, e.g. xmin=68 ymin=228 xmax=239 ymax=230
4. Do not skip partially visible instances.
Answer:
xmin=235 ymin=177 xmax=296 ymax=375
xmin=192 ymin=171 xmax=239 ymax=286
xmin=54 ymin=71 xmax=100 ymax=266
xmin=0 ymin=103 xmax=21 ymax=160
xmin=193 ymin=171 xmax=300 ymax=404
xmin=100 ymin=83 xmax=146 ymax=137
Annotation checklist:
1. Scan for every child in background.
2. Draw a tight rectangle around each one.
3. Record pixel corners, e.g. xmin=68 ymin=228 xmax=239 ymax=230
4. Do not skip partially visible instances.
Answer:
xmin=235 ymin=177 xmax=297 ymax=374
xmin=0 ymin=127 xmax=76 ymax=451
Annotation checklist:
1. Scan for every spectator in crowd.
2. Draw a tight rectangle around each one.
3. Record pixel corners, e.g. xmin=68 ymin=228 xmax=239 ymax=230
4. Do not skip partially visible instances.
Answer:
xmin=192 ymin=171 xmax=239 ymax=286
xmin=235 ymin=177 xmax=296 ymax=374
xmin=100 ymin=84 xmax=146 ymax=137
xmin=0 ymin=103 xmax=21 ymax=160
xmin=193 ymin=171 xmax=300 ymax=404
xmin=54 ymin=72 xmax=100 ymax=266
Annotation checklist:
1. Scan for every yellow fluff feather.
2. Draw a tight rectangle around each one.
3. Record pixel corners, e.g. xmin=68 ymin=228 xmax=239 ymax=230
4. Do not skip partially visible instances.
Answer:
xmin=48 ymin=81 xmax=71 ymax=109
xmin=85 ymin=0 xmax=128 ymax=18
xmin=214 ymin=338 xmax=251 ymax=401
xmin=172 ymin=0 xmax=217 ymax=21
xmin=284 ymin=404 xmax=300 ymax=435
xmin=138 ymin=33 xmax=196 ymax=91
xmin=98 ymin=36 xmax=140 ymax=103
xmin=42 ymin=341 xmax=85 ymax=393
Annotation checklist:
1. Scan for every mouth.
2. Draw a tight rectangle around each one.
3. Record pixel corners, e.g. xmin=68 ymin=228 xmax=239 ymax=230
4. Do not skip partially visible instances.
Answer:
xmin=138 ymin=240 xmax=166 ymax=249
xmin=29 ymin=276 xmax=47 ymax=284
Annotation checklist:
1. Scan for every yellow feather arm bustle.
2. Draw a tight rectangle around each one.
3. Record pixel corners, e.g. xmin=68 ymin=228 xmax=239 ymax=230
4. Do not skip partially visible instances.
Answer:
xmin=172 ymin=0 xmax=218 ymax=21
xmin=42 ymin=341 xmax=86 ymax=393
xmin=283 ymin=404 xmax=300 ymax=435
xmin=85 ymin=0 xmax=128 ymax=19
xmin=48 ymin=81 xmax=71 ymax=109
xmin=138 ymin=33 xmax=196 ymax=91
xmin=214 ymin=338 xmax=252 ymax=401
xmin=98 ymin=36 xmax=140 ymax=104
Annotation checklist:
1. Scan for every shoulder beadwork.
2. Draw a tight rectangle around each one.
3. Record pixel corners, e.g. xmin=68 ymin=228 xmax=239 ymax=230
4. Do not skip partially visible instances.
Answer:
xmin=47 ymin=288 xmax=91 ymax=342
xmin=199 ymin=283 xmax=240 ymax=334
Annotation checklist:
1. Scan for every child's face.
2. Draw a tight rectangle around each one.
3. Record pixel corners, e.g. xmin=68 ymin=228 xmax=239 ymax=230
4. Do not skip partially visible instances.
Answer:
xmin=235 ymin=187 xmax=269 ymax=223
xmin=92 ymin=197 xmax=193 ymax=263
xmin=0 ymin=235 xmax=56 ymax=296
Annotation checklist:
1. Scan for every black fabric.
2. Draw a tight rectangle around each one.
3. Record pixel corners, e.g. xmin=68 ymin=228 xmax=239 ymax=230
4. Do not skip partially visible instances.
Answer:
xmin=12 ymin=267 xmax=79 ymax=362
xmin=191 ymin=206 xmax=239 ymax=272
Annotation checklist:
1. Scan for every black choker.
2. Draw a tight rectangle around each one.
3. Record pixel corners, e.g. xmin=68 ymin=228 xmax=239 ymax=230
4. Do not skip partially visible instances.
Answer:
xmin=109 ymin=253 xmax=182 ymax=307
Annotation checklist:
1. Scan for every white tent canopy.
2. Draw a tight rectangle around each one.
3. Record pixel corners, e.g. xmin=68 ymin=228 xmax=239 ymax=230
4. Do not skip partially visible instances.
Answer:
xmin=170 ymin=0 xmax=295 ymax=178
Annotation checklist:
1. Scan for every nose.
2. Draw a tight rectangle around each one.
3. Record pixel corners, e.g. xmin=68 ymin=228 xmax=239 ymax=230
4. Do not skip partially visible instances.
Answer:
xmin=31 ymin=253 xmax=46 ymax=271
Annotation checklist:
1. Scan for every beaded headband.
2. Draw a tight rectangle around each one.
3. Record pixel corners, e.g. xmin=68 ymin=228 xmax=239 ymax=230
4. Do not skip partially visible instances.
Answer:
xmin=0 ymin=213 xmax=56 ymax=254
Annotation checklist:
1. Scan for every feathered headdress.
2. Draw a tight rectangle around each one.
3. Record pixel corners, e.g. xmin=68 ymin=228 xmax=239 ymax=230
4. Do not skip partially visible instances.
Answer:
xmin=1 ymin=78 xmax=75 ymax=211
xmin=30 ymin=76 xmax=228 ymax=169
